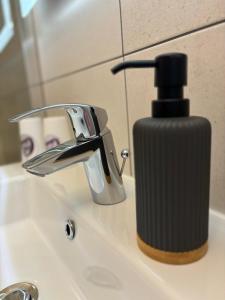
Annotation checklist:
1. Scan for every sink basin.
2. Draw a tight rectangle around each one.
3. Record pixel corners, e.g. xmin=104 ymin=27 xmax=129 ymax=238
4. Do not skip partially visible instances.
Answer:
xmin=0 ymin=163 xmax=224 ymax=300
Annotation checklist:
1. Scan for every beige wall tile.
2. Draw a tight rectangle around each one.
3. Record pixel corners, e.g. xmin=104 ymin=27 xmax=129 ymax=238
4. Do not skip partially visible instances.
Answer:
xmin=121 ymin=0 xmax=225 ymax=53
xmin=28 ymin=85 xmax=45 ymax=108
xmin=43 ymin=58 xmax=130 ymax=174
xmin=33 ymin=0 xmax=122 ymax=81
xmin=125 ymin=24 xmax=225 ymax=212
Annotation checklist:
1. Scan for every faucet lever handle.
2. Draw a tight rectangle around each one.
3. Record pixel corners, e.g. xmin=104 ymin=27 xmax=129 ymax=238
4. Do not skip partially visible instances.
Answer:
xmin=9 ymin=103 xmax=108 ymax=138
xmin=111 ymin=148 xmax=129 ymax=176
xmin=119 ymin=149 xmax=129 ymax=176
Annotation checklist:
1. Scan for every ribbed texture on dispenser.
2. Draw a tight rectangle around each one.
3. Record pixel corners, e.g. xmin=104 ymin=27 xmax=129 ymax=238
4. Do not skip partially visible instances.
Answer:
xmin=133 ymin=116 xmax=211 ymax=252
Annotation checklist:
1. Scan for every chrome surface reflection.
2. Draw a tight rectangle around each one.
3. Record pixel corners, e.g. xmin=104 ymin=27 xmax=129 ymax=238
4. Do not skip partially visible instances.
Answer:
xmin=0 ymin=282 xmax=38 ymax=300
xmin=10 ymin=104 xmax=127 ymax=205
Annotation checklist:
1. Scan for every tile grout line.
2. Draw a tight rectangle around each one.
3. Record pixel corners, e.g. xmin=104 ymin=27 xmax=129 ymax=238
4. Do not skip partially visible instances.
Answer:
xmin=124 ymin=18 xmax=225 ymax=57
xmin=39 ymin=55 xmax=123 ymax=86
xmin=28 ymin=19 xmax=225 ymax=89
xmin=118 ymin=0 xmax=125 ymax=56
xmin=118 ymin=0 xmax=132 ymax=174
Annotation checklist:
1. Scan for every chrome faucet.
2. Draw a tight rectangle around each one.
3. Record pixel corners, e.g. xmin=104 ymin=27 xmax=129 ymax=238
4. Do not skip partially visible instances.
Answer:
xmin=9 ymin=104 xmax=128 ymax=205
xmin=0 ymin=282 xmax=38 ymax=300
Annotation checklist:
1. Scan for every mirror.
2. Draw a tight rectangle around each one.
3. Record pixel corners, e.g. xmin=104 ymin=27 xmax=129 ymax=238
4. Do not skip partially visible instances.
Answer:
xmin=0 ymin=0 xmax=43 ymax=165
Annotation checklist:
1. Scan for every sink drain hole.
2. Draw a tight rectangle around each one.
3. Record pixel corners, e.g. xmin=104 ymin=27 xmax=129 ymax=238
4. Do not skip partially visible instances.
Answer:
xmin=65 ymin=219 xmax=75 ymax=240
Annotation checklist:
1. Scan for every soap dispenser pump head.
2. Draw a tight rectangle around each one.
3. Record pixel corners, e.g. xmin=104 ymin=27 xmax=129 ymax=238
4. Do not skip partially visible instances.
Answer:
xmin=111 ymin=53 xmax=189 ymax=118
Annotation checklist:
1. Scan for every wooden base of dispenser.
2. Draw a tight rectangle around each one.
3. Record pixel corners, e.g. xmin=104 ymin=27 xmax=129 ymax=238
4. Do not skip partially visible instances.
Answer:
xmin=137 ymin=235 xmax=208 ymax=265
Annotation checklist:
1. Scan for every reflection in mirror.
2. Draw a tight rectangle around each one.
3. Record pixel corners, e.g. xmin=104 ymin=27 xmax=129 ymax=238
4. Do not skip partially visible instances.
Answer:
xmin=0 ymin=0 xmax=43 ymax=165
xmin=0 ymin=3 xmax=4 ymax=28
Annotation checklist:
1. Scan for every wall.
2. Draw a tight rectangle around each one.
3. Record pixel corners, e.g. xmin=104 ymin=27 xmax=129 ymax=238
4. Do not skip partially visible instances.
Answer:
xmin=29 ymin=0 xmax=225 ymax=213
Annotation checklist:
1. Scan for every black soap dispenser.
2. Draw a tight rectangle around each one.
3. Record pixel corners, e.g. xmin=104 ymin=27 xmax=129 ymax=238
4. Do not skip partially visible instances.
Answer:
xmin=112 ymin=53 xmax=211 ymax=264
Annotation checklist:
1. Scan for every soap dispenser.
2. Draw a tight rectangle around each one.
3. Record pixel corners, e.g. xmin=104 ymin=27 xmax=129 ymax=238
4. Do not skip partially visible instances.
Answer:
xmin=112 ymin=53 xmax=211 ymax=264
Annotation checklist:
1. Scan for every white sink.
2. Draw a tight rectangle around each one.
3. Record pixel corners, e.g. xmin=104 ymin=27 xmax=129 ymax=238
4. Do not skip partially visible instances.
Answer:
xmin=0 ymin=163 xmax=224 ymax=300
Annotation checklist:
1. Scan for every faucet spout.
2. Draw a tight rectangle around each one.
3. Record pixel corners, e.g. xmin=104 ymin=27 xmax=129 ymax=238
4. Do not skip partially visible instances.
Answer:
xmin=23 ymin=130 xmax=126 ymax=205
xmin=23 ymin=137 xmax=100 ymax=176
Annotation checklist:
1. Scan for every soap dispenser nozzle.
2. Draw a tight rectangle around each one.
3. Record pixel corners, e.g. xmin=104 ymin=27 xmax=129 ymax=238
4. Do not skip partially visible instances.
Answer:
xmin=111 ymin=60 xmax=156 ymax=74
xmin=111 ymin=53 xmax=189 ymax=118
